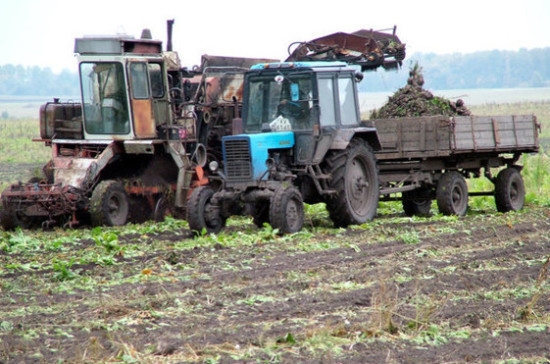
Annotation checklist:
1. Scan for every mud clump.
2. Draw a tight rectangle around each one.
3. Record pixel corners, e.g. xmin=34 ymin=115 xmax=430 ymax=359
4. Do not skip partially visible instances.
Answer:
xmin=371 ymin=63 xmax=471 ymax=119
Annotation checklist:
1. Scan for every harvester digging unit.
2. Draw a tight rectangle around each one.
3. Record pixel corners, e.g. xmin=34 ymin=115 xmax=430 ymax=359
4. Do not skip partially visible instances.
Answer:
xmin=1 ymin=22 xmax=405 ymax=230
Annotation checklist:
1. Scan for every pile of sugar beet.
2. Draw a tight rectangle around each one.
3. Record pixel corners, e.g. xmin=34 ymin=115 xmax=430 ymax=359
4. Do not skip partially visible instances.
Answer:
xmin=370 ymin=63 xmax=471 ymax=119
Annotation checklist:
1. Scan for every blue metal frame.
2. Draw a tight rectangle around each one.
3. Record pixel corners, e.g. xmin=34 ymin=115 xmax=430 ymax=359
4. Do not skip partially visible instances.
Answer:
xmin=222 ymin=132 xmax=295 ymax=181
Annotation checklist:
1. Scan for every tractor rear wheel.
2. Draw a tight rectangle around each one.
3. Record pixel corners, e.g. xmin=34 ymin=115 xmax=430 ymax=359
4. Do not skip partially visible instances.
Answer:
xmin=187 ymin=186 xmax=225 ymax=235
xmin=90 ymin=180 xmax=129 ymax=226
xmin=325 ymin=139 xmax=379 ymax=227
xmin=436 ymin=171 xmax=468 ymax=216
xmin=494 ymin=167 xmax=525 ymax=212
xmin=269 ymin=186 xmax=304 ymax=234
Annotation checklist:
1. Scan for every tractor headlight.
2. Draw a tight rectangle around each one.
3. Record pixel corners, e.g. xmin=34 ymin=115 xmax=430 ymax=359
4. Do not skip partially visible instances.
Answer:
xmin=208 ymin=161 xmax=219 ymax=173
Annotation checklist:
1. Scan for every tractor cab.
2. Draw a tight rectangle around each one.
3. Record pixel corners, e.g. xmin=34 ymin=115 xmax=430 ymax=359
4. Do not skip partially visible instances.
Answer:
xmin=242 ymin=61 xmax=366 ymax=163
xmin=221 ymin=61 xmax=370 ymax=185
xmin=75 ymin=34 xmax=171 ymax=140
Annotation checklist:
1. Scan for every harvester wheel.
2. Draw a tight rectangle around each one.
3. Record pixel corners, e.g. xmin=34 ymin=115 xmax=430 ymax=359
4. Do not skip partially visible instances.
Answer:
xmin=436 ymin=171 xmax=468 ymax=216
xmin=494 ymin=167 xmax=525 ymax=212
xmin=0 ymin=203 xmax=19 ymax=231
xmin=187 ymin=186 xmax=225 ymax=235
xmin=153 ymin=195 xmax=172 ymax=222
xmin=269 ymin=186 xmax=304 ymax=234
xmin=90 ymin=180 xmax=129 ymax=226
xmin=325 ymin=139 xmax=379 ymax=227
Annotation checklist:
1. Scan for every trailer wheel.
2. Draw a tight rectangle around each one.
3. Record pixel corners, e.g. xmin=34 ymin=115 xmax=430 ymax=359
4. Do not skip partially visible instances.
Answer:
xmin=269 ymin=186 xmax=304 ymax=234
xmin=325 ymin=139 xmax=379 ymax=227
xmin=436 ymin=171 xmax=468 ymax=216
xmin=187 ymin=186 xmax=225 ymax=235
xmin=494 ymin=167 xmax=525 ymax=212
xmin=402 ymin=188 xmax=432 ymax=217
xmin=90 ymin=180 xmax=129 ymax=226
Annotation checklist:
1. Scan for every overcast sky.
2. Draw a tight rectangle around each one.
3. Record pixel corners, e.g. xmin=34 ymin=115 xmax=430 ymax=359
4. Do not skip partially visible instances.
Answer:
xmin=1 ymin=0 xmax=549 ymax=73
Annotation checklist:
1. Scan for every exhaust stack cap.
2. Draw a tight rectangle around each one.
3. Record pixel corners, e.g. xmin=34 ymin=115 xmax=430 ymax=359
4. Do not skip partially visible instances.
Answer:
xmin=141 ymin=29 xmax=152 ymax=40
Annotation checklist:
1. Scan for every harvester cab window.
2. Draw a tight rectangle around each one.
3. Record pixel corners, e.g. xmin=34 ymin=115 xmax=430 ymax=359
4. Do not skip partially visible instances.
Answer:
xmin=148 ymin=63 xmax=164 ymax=98
xmin=244 ymin=73 xmax=313 ymax=133
xmin=80 ymin=62 xmax=130 ymax=135
xmin=130 ymin=63 xmax=150 ymax=99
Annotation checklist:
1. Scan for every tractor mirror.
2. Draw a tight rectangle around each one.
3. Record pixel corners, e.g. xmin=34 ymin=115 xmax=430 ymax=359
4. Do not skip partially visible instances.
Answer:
xmin=291 ymin=83 xmax=299 ymax=101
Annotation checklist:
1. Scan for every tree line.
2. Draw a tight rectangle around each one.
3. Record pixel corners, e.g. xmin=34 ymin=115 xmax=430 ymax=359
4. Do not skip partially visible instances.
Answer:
xmin=1 ymin=47 xmax=549 ymax=96
xmin=361 ymin=47 xmax=550 ymax=92
xmin=0 ymin=65 xmax=79 ymax=96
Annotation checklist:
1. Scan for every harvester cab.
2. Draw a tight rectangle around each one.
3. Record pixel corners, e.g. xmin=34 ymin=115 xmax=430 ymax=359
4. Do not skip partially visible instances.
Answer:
xmin=74 ymin=35 xmax=165 ymax=139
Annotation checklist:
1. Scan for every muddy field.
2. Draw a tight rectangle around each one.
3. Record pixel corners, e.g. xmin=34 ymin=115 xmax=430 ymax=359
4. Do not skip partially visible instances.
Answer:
xmin=1 ymin=203 xmax=549 ymax=363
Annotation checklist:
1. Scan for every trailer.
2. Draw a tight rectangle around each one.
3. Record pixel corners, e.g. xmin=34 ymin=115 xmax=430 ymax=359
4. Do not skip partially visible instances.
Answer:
xmin=373 ymin=114 xmax=540 ymax=216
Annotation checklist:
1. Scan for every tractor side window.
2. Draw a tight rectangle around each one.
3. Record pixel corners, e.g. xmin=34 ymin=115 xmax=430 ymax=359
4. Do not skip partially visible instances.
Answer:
xmin=148 ymin=63 xmax=164 ymax=98
xmin=318 ymin=77 xmax=336 ymax=126
xmin=130 ymin=63 xmax=150 ymax=99
xmin=338 ymin=76 xmax=359 ymax=125
xmin=80 ymin=62 xmax=130 ymax=135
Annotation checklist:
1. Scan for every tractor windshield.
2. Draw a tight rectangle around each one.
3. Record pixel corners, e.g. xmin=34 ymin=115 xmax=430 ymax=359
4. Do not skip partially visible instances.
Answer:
xmin=244 ymin=73 xmax=314 ymax=133
xmin=80 ymin=62 xmax=130 ymax=135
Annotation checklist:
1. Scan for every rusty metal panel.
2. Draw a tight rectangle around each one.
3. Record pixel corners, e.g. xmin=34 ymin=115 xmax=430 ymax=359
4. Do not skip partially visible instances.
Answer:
xmin=53 ymin=157 xmax=96 ymax=189
xmin=286 ymin=28 xmax=405 ymax=70
xmin=40 ymin=101 xmax=82 ymax=140
xmin=123 ymin=140 xmax=155 ymax=154
xmin=132 ymin=99 xmax=156 ymax=138
xmin=221 ymin=73 xmax=246 ymax=102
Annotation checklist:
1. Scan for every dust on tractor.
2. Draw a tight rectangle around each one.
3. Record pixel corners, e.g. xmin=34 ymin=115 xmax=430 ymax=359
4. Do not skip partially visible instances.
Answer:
xmin=0 ymin=21 xmax=275 ymax=230
xmin=187 ymin=29 xmax=406 ymax=234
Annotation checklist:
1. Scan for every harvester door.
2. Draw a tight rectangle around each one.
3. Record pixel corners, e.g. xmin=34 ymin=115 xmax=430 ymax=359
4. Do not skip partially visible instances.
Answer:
xmin=148 ymin=63 xmax=171 ymax=127
xmin=128 ymin=62 xmax=157 ymax=138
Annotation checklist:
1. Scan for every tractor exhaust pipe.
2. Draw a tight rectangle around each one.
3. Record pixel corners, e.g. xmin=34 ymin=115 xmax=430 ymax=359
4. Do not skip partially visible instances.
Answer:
xmin=166 ymin=19 xmax=174 ymax=51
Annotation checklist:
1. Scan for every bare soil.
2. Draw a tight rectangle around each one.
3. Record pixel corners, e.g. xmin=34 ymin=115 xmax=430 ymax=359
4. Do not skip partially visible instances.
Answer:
xmin=1 ymin=206 xmax=550 ymax=363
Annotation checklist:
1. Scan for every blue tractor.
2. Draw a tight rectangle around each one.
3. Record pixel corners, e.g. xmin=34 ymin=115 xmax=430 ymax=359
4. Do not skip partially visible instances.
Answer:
xmin=187 ymin=61 xmax=383 ymax=234
xmin=186 ymin=28 xmax=406 ymax=234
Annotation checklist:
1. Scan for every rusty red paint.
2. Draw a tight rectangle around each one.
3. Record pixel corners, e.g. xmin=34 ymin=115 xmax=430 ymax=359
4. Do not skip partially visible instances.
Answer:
xmin=132 ymin=99 xmax=156 ymax=138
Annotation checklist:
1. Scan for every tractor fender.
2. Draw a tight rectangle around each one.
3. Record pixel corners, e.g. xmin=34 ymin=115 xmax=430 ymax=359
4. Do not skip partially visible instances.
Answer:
xmin=328 ymin=127 xmax=381 ymax=151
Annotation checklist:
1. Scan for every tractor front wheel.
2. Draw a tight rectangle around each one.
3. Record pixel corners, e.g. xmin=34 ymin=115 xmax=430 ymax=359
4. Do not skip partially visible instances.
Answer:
xmin=269 ymin=186 xmax=304 ymax=234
